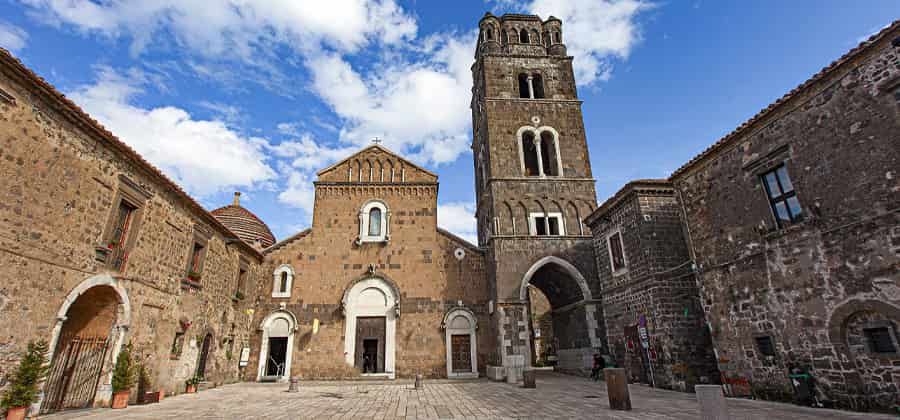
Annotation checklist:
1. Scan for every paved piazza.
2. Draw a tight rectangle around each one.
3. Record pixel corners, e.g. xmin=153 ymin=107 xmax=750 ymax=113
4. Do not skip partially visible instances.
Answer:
xmin=46 ymin=373 xmax=894 ymax=419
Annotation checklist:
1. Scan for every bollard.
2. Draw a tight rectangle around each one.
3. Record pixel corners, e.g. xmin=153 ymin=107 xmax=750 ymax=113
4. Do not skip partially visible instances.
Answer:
xmin=695 ymin=385 xmax=728 ymax=420
xmin=603 ymin=368 xmax=632 ymax=411
xmin=287 ymin=376 xmax=299 ymax=393
xmin=414 ymin=374 xmax=423 ymax=389
xmin=522 ymin=370 xmax=536 ymax=388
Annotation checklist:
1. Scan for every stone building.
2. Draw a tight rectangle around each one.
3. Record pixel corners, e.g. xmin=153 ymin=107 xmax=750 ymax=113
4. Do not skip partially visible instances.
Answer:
xmin=472 ymin=13 xmax=604 ymax=379
xmin=0 ymin=50 xmax=265 ymax=415
xmin=246 ymin=145 xmax=492 ymax=380
xmin=670 ymin=22 xmax=900 ymax=411
xmin=584 ymin=180 xmax=719 ymax=391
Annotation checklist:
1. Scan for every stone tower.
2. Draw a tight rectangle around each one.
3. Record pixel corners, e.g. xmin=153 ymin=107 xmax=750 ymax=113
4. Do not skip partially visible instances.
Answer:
xmin=471 ymin=13 xmax=604 ymax=378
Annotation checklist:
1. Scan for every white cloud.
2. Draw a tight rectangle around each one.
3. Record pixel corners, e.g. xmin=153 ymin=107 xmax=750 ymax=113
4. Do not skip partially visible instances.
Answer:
xmin=506 ymin=0 xmax=653 ymax=85
xmin=0 ymin=22 xmax=28 ymax=52
xmin=277 ymin=170 xmax=316 ymax=214
xmin=22 ymin=0 xmax=417 ymax=57
xmin=437 ymin=202 xmax=478 ymax=245
xmin=306 ymin=31 xmax=476 ymax=165
xmin=269 ymin=134 xmax=358 ymax=171
xmin=68 ymin=67 xmax=275 ymax=195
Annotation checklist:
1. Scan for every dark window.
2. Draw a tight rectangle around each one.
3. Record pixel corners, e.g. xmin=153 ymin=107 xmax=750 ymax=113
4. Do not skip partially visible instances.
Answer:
xmin=761 ymin=165 xmax=802 ymax=228
xmin=522 ymin=131 xmax=540 ymax=176
xmin=553 ymin=31 xmax=561 ymax=43
xmin=280 ymin=272 xmax=289 ymax=293
xmin=864 ymin=327 xmax=897 ymax=353
xmin=108 ymin=200 xmax=136 ymax=271
xmin=171 ymin=332 xmax=185 ymax=359
xmin=486 ymin=26 xmax=494 ymax=40
xmin=532 ymin=74 xmax=545 ymax=99
xmin=501 ymin=30 xmax=508 ymax=45
xmin=519 ymin=29 xmax=529 ymax=44
xmin=368 ymin=207 xmax=382 ymax=236
xmin=608 ymin=232 xmax=626 ymax=271
xmin=540 ymin=131 xmax=557 ymax=176
xmin=237 ymin=266 xmax=247 ymax=295
xmin=518 ymin=73 xmax=530 ymax=98
xmin=187 ymin=242 xmax=204 ymax=281
xmin=547 ymin=217 xmax=560 ymax=235
xmin=535 ymin=217 xmax=547 ymax=236
xmin=533 ymin=215 xmax=561 ymax=236
xmin=755 ymin=336 xmax=775 ymax=356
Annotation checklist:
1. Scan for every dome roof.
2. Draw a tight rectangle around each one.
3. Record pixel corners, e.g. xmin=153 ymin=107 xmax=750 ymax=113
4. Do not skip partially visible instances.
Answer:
xmin=211 ymin=192 xmax=276 ymax=249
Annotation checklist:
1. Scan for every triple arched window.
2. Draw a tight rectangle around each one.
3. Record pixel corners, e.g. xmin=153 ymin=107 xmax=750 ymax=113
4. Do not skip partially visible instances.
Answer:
xmin=359 ymin=200 xmax=390 ymax=243
xmin=517 ymin=126 xmax=561 ymax=177
xmin=518 ymin=73 xmax=545 ymax=99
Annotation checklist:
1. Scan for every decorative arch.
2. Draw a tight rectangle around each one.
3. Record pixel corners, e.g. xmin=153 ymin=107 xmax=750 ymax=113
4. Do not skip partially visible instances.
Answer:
xmin=342 ymin=277 xmax=399 ymax=378
xmin=518 ymin=256 xmax=593 ymax=302
xmin=42 ymin=274 xmax=131 ymax=411
xmin=503 ymin=201 xmax=516 ymax=235
xmin=272 ymin=264 xmax=294 ymax=298
xmin=442 ymin=307 xmax=479 ymax=378
xmin=567 ymin=201 xmax=584 ymax=235
xmin=516 ymin=126 xmax=562 ymax=177
xmin=519 ymin=28 xmax=530 ymax=44
xmin=256 ymin=310 xmax=299 ymax=381
xmin=827 ymin=299 xmax=900 ymax=358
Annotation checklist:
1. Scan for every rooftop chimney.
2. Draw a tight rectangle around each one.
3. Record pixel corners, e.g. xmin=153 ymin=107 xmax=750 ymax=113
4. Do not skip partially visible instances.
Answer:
xmin=233 ymin=191 xmax=241 ymax=206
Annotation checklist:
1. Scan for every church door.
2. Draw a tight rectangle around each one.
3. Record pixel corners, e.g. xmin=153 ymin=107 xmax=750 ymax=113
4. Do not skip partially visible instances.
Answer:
xmin=451 ymin=335 xmax=472 ymax=373
xmin=355 ymin=317 xmax=386 ymax=373
xmin=265 ymin=337 xmax=288 ymax=377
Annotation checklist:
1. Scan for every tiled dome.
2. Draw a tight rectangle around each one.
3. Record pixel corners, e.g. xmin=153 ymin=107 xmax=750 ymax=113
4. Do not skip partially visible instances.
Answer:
xmin=211 ymin=192 xmax=276 ymax=249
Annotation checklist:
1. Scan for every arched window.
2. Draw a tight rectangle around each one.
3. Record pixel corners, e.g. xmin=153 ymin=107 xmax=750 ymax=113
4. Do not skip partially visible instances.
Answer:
xmin=486 ymin=25 xmax=494 ymax=40
xmin=272 ymin=265 xmax=294 ymax=298
xmin=368 ymin=208 xmax=382 ymax=236
xmin=359 ymin=200 xmax=389 ymax=243
xmin=518 ymin=73 xmax=530 ymax=99
xmin=540 ymin=131 xmax=559 ymax=176
xmin=519 ymin=29 xmax=530 ymax=44
xmin=553 ymin=31 xmax=561 ymax=44
xmin=521 ymin=131 xmax=540 ymax=176
xmin=533 ymin=74 xmax=545 ymax=99
xmin=501 ymin=30 xmax=508 ymax=45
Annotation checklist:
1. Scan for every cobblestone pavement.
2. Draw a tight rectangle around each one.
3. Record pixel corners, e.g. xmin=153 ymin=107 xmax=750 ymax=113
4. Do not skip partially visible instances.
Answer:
xmin=44 ymin=373 xmax=895 ymax=419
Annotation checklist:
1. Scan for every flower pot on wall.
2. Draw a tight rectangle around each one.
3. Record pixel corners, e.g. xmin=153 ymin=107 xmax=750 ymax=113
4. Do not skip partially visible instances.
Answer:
xmin=111 ymin=390 xmax=130 ymax=409
xmin=186 ymin=384 xmax=197 ymax=394
xmin=5 ymin=407 xmax=27 ymax=420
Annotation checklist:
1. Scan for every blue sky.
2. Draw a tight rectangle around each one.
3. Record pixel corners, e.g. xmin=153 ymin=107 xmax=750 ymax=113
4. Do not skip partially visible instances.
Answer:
xmin=0 ymin=1 xmax=896 ymax=244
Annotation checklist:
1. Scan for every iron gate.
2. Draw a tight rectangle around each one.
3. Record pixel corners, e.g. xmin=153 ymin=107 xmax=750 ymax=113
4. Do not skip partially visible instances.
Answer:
xmin=40 ymin=336 xmax=110 ymax=414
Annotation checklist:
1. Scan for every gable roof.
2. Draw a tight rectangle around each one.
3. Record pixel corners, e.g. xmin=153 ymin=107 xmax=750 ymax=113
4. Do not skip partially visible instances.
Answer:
xmin=0 ymin=48 xmax=263 ymax=261
xmin=315 ymin=144 xmax=438 ymax=180
xmin=584 ymin=179 xmax=673 ymax=227
xmin=670 ymin=20 xmax=900 ymax=179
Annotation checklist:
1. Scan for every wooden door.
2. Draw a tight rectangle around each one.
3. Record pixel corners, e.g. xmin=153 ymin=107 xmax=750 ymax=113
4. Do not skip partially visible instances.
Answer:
xmin=451 ymin=334 xmax=471 ymax=373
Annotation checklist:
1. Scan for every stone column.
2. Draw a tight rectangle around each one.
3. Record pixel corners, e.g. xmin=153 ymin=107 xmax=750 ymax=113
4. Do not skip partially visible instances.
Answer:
xmin=604 ymin=368 xmax=631 ymax=411
xmin=527 ymin=76 xmax=535 ymax=99
xmin=695 ymin=385 xmax=728 ymax=420
xmin=496 ymin=303 xmax=530 ymax=384
xmin=533 ymin=137 xmax=545 ymax=177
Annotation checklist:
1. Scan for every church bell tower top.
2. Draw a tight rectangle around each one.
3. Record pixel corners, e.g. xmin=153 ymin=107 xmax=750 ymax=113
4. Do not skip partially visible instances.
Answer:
xmin=476 ymin=13 xmax=566 ymax=58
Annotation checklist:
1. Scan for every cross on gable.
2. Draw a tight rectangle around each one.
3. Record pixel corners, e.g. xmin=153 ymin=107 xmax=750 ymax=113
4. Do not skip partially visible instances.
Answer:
xmin=372 ymin=137 xmax=382 ymax=144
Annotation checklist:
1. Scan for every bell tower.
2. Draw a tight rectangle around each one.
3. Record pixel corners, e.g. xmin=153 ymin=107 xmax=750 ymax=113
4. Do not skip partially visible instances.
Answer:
xmin=472 ymin=13 xmax=604 ymax=378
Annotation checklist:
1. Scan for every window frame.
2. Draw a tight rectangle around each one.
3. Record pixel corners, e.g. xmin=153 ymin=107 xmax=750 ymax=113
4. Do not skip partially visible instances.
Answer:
xmin=605 ymin=229 xmax=628 ymax=274
xmin=760 ymin=164 xmax=803 ymax=228
xmin=235 ymin=257 xmax=249 ymax=299
xmin=100 ymin=175 xmax=150 ymax=272
xmin=863 ymin=324 xmax=899 ymax=354
xmin=272 ymin=264 xmax=294 ymax=299
xmin=183 ymin=227 xmax=210 ymax=287
xmin=359 ymin=200 xmax=390 ymax=243
xmin=528 ymin=212 xmax=564 ymax=237
xmin=755 ymin=335 xmax=776 ymax=357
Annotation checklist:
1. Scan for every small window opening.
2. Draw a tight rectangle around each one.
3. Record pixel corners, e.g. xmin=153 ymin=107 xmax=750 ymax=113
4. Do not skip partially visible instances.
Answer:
xmin=368 ymin=207 xmax=382 ymax=236
xmin=522 ymin=131 xmax=540 ymax=176
xmin=188 ymin=242 xmax=204 ymax=280
xmin=553 ymin=31 xmax=561 ymax=44
xmin=279 ymin=272 xmax=289 ymax=293
xmin=755 ymin=336 xmax=776 ymax=357
xmin=486 ymin=26 xmax=494 ymax=40
xmin=109 ymin=200 xmax=136 ymax=270
xmin=608 ymin=232 xmax=626 ymax=272
xmin=237 ymin=267 xmax=247 ymax=295
xmin=864 ymin=327 xmax=898 ymax=353
xmin=761 ymin=165 xmax=802 ymax=228
xmin=540 ymin=131 xmax=557 ymax=176
xmin=532 ymin=74 xmax=545 ymax=99
xmin=501 ymin=30 xmax=509 ymax=45
xmin=518 ymin=73 xmax=530 ymax=99
xmin=171 ymin=332 xmax=185 ymax=359
xmin=519 ymin=29 xmax=529 ymax=44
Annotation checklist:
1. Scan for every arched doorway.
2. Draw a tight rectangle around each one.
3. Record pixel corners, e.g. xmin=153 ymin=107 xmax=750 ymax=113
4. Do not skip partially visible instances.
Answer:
xmin=195 ymin=333 xmax=213 ymax=379
xmin=342 ymin=277 xmax=398 ymax=378
xmin=40 ymin=275 xmax=130 ymax=414
xmin=443 ymin=308 xmax=478 ymax=378
xmin=256 ymin=310 xmax=297 ymax=382
xmin=519 ymin=256 xmax=600 ymax=375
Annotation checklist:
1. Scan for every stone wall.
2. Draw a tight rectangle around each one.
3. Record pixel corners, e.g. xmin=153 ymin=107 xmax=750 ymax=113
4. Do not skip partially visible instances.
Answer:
xmin=671 ymin=27 xmax=900 ymax=411
xmin=0 ymin=52 xmax=263 ymax=411
xmin=586 ymin=181 xmax=719 ymax=391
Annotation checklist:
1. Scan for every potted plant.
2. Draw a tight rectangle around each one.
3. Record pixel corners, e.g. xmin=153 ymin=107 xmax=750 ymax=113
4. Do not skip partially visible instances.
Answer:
xmin=1 ymin=340 xmax=49 ymax=420
xmin=110 ymin=344 xmax=135 ymax=409
xmin=186 ymin=271 xmax=201 ymax=282
xmin=136 ymin=363 xmax=161 ymax=404
xmin=185 ymin=376 xmax=202 ymax=394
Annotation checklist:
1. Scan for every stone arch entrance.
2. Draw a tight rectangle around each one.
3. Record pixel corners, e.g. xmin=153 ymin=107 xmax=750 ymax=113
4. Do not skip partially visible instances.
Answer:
xmin=342 ymin=277 xmax=398 ymax=378
xmin=256 ymin=310 xmax=298 ymax=382
xmin=39 ymin=275 xmax=131 ymax=414
xmin=443 ymin=307 xmax=478 ymax=378
xmin=519 ymin=256 xmax=600 ymax=375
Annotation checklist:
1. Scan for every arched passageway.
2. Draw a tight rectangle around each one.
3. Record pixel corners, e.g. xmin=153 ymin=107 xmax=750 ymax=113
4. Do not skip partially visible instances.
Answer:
xmin=40 ymin=276 xmax=130 ymax=415
xmin=519 ymin=257 xmax=600 ymax=375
